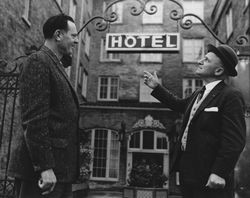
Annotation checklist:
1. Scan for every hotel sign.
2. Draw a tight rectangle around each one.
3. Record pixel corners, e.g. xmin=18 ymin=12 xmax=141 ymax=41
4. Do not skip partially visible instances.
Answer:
xmin=106 ymin=33 xmax=180 ymax=52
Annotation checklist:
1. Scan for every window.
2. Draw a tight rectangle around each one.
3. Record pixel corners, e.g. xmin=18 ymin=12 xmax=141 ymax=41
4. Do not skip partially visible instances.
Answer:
xmin=81 ymin=69 xmax=88 ymax=97
xmin=98 ymin=76 xmax=119 ymax=101
xmin=103 ymin=2 xmax=123 ymax=24
xmin=85 ymin=30 xmax=91 ymax=57
xmin=226 ymin=6 xmax=233 ymax=39
xmin=100 ymin=38 xmax=120 ymax=62
xmin=22 ymin=0 xmax=31 ymax=27
xmin=140 ymin=78 xmax=161 ymax=102
xmin=183 ymin=78 xmax=204 ymax=98
xmin=90 ymin=129 xmax=120 ymax=180
xmin=129 ymin=130 xmax=168 ymax=152
xmin=182 ymin=1 xmax=204 ymax=24
xmin=111 ymin=2 xmax=123 ymax=23
xmin=143 ymin=1 xmax=163 ymax=24
xmin=69 ymin=0 xmax=77 ymax=21
xmin=183 ymin=39 xmax=204 ymax=62
xmin=140 ymin=53 xmax=162 ymax=63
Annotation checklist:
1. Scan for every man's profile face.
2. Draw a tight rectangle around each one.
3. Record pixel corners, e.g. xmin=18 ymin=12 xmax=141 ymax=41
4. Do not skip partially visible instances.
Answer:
xmin=195 ymin=52 xmax=223 ymax=78
xmin=58 ymin=21 xmax=78 ymax=57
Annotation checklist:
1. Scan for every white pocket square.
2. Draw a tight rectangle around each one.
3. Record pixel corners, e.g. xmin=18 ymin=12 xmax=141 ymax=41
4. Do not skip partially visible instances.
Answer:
xmin=204 ymin=107 xmax=219 ymax=112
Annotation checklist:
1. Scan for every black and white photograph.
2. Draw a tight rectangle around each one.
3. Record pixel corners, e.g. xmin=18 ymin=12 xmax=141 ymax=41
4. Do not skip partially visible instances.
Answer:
xmin=0 ymin=0 xmax=249 ymax=198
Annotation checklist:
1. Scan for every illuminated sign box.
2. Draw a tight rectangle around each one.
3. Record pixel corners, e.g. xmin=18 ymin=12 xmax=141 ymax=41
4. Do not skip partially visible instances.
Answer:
xmin=106 ymin=33 xmax=180 ymax=52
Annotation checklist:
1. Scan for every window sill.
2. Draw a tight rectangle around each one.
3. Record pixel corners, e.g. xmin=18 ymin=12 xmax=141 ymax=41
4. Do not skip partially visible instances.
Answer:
xmin=90 ymin=177 xmax=119 ymax=182
xmin=97 ymin=99 xmax=119 ymax=102
xmin=111 ymin=21 xmax=123 ymax=25
xmin=142 ymin=22 xmax=163 ymax=25
xmin=140 ymin=61 xmax=162 ymax=64
xmin=21 ymin=15 xmax=31 ymax=28
xmin=100 ymin=59 xmax=122 ymax=63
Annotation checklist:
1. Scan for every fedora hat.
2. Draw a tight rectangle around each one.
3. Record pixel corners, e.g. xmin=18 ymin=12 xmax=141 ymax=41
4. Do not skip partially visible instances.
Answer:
xmin=207 ymin=44 xmax=238 ymax=76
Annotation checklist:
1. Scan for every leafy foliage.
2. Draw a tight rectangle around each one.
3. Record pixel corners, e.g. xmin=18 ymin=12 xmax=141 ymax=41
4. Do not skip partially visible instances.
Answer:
xmin=127 ymin=159 xmax=168 ymax=188
xmin=78 ymin=130 xmax=92 ymax=182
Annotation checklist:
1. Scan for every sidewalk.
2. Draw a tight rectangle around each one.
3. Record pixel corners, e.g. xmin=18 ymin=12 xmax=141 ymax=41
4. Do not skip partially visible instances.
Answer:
xmin=87 ymin=191 xmax=122 ymax=198
xmin=86 ymin=190 xmax=182 ymax=198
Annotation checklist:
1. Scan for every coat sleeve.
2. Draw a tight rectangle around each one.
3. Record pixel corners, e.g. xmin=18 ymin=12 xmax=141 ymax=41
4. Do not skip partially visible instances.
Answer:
xmin=211 ymin=90 xmax=246 ymax=178
xmin=20 ymin=53 xmax=55 ymax=172
xmin=151 ymin=84 xmax=190 ymax=113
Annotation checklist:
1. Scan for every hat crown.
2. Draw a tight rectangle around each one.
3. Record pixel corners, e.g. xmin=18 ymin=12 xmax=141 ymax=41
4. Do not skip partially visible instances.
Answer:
xmin=207 ymin=44 xmax=238 ymax=76
xmin=217 ymin=45 xmax=238 ymax=66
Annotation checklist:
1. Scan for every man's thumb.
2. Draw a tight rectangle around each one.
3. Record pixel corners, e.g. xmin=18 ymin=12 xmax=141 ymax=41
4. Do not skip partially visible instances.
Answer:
xmin=153 ymin=71 xmax=158 ymax=78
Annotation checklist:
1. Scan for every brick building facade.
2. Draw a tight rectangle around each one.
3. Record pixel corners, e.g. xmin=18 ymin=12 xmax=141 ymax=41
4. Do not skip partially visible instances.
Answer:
xmin=78 ymin=0 xmax=217 ymax=194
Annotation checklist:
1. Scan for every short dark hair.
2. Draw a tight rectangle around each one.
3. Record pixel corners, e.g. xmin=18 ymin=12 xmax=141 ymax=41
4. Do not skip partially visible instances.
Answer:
xmin=43 ymin=14 xmax=75 ymax=39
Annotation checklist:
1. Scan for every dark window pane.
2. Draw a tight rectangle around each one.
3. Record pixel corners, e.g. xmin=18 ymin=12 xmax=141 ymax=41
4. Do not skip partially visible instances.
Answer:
xmin=143 ymin=130 xmax=154 ymax=149
xmin=129 ymin=132 xmax=140 ymax=148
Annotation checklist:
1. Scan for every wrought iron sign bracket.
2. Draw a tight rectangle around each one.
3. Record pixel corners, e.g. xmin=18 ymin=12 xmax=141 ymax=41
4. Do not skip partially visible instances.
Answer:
xmin=77 ymin=0 xmax=249 ymax=47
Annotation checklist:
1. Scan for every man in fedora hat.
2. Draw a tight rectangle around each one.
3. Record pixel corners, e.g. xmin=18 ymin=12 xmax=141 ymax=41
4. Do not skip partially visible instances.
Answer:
xmin=144 ymin=44 xmax=246 ymax=198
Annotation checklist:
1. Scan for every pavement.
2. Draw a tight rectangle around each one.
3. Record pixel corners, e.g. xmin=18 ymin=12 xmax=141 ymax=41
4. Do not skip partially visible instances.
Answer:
xmin=86 ymin=190 xmax=182 ymax=198
xmin=87 ymin=191 xmax=122 ymax=198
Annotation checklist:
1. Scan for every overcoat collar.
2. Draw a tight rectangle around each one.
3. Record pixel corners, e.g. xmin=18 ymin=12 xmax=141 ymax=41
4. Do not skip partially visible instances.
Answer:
xmin=40 ymin=46 xmax=80 ymax=108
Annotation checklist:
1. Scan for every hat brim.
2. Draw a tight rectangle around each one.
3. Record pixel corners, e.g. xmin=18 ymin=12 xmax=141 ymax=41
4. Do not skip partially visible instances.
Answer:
xmin=207 ymin=44 xmax=237 ymax=77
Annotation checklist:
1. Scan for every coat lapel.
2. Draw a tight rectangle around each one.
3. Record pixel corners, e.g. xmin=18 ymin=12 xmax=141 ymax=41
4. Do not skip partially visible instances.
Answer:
xmin=41 ymin=46 xmax=80 ymax=108
xmin=192 ymin=81 xmax=226 ymax=121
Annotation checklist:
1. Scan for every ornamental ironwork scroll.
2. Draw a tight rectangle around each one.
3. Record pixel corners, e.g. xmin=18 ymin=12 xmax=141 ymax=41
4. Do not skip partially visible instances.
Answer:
xmin=169 ymin=0 xmax=249 ymax=46
xmin=78 ymin=0 xmax=157 ymax=34
xmin=78 ymin=0 xmax=249 ymax=46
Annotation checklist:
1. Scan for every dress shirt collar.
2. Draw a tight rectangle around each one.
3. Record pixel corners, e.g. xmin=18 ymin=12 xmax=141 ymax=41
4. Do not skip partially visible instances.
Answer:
xmin=204 ymin=80 xmax=222 ymax=93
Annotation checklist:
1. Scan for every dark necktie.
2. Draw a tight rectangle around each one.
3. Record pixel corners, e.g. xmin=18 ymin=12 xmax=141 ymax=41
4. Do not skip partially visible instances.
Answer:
xmin=196 ymin=86 xmax=206 ymax=103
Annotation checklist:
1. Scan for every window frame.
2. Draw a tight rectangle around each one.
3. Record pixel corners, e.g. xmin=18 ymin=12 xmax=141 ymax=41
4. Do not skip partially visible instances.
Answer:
xmin=100 ymin=38 xmax=121 ymax=62
xmin=128 ymin=130 xmax=168 ymax=154
xmin=90 ymin=128 xmax=120 ymax=181
xmin=140 ymin=53 xmax=162 ymax=63
xmin=182 ymin=38 xmax=204 ymax=63
xmin=182 ymin=78 xmax=204 ymax=98
xmin=182 ymin=1 xmax=204 ymax=24
xmin=103 ymin=1 xmax=123 ymax=24
xmin=142 ymin=0 xmax=163 ymax=24
xmin=97 ymin=76 xmax=119 ymax=101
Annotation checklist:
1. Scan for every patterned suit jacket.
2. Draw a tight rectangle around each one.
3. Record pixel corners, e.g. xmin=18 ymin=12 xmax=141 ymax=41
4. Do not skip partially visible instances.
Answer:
xmin=151 ymin=81 xmax=246 ymax=189
xmin=8 ymin=46 xmax=80 ymax=182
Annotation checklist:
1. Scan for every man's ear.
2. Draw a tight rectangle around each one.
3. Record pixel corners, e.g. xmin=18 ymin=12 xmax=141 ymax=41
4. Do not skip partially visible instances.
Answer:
xmin=215 ymin=66 xmax=225 ymax=76
xmin=54 ymin=30 xmax=62 ymax=41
